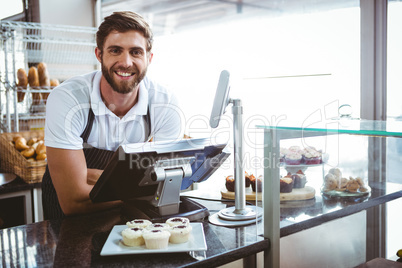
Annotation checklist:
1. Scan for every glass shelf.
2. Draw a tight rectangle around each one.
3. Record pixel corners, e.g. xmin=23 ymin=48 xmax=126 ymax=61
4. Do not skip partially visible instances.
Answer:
xmin=257 ymin=119 xmax=402 ymax=137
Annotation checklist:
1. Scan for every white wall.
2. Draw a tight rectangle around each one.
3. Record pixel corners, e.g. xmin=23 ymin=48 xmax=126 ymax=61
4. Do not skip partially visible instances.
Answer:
xmin=38 ymin=0 xmax=95 ymax=27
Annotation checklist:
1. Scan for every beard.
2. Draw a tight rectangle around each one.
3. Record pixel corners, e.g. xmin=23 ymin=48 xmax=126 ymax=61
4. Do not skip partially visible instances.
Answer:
xmin=101 ymin=59 xmax=147 ymax=94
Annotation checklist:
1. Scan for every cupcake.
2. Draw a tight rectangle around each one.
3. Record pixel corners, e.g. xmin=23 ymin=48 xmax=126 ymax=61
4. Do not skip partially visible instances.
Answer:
xmin=291 ymin=170 xmax=307 ymax=188
xmin=280 ymin=176 xmax=294 ymax=193
xmin=169 ymin=224 xmax=192 ymax=244
xmin=302 ymin=146 xmax=322 ymax=164
xmin=284 ymin=151 xmax=302 ymax=165
xmin=225 ymin=175 xmax=235 ymax=192
xmin=142 ymin=229 xmax=171 ymax=249
xmin=146 ymin=223 xmax=170 ymax=231
xmin=126 ymin=219 xmax=152 ymax=228
xmin=166 ymin=217 xmax=190 ymax=227
xmin=245 ymin=171 xmax=253 ymax=188
xmin=121 ymin=227 xmax=145 ymax=247
xmin=250 ymin=175 xmax=263 ymax=192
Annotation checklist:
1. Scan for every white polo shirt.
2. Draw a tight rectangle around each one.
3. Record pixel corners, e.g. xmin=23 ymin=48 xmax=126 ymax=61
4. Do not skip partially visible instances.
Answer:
xmin=45 ymin=71 xmax=183 ymax=151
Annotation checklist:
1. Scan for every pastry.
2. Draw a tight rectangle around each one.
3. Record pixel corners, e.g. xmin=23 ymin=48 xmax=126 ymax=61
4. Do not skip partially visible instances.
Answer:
xmin=142 ymin=229 xmax=171 ymax=249
xmin=250 ymin=175 xmax=262 ymax=192
xmin=14 ymin=137 xmax=29 ymax=151
xmin=169 ymin=224 xmax=192 ymax=244
xmin=50 ymin=78 xmax=60 ymax=87
xmin=38 ymin=62 xmax=51 ymax=100
xmin=302 ymin=146 xmax=322 ymax=164
xmin=146 ymin=223 xmax=170 ymax=231
xmin=21 ymin=147 xmax=35 ymax=158
xmin=126 ymin=219 xmax=152 ymax=228
xmin=121 ymin=227 xmax=145 ymax=247
xmin=35 ymin=142 xmax=46 ymax=155
xmin=284 ymin=151 xmax=302 ymax=165
xmin=245 ymin=171 xmax=253 ymax=187
xmin=324 ymin=173 xmax=337 ymax=191
xmin=225 ymin=175 xmax=235 ymax=192
xmin=292 ymin=170 xmax=307 ymax=188
xmin=28 ymin=66 xmax=41 ymax=102
xmin=17 ymin=68 xmax=28 ymax=102
xmin=36 ymin=153 xmax=47 ymax=161
xmin=280 ymin=176 xmax=294 ymax=193
xmin=346 ymin=178 xmax=360 ymax=192
xmin=166 ymin=217 xmax=190 ymax=227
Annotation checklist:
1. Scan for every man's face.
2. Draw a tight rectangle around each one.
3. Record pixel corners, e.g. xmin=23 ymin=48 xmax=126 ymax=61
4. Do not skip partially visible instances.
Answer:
xmin=96 ymin=30 xmax=153 ymax=94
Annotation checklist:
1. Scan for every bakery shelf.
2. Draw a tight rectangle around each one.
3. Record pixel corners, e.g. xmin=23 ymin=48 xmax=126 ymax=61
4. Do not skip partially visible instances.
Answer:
xmin=0 ymin=20 xmax=98 ymax=133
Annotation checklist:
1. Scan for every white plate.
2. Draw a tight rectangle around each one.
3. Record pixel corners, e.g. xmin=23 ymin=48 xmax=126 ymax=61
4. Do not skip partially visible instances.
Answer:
xmin=100 ymin=223 xmax=207 ymax=256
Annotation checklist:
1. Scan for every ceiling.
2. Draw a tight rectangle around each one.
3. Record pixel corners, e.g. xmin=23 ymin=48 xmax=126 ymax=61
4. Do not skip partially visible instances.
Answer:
xmin=101 ymin=0 xmax=358 ymax=36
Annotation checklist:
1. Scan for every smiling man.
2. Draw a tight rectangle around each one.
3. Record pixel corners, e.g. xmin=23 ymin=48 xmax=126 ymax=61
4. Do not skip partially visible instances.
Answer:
xmin=42 ymin=11 xmax=183 ymax=219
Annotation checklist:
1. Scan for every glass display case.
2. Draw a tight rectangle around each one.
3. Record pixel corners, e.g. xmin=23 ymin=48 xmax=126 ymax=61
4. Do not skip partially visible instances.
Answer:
xmin=257 ymin=119 xmax=402 ymax=267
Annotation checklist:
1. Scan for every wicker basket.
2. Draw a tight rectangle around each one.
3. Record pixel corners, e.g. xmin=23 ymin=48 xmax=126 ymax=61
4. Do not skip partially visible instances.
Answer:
xmin=0 ymin=131 xmax=47 ymax=183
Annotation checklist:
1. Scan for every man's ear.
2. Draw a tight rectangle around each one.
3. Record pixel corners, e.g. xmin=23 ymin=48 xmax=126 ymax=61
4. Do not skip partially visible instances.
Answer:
xmin=148 ymin=52 xmax=154 ymax=64
xmin=95 ymin=47 xmax=102 ymax=63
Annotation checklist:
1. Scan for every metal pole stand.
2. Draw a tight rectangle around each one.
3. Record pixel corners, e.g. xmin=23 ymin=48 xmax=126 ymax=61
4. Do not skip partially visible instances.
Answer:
xmin=209 ymin=99 xmax=262 ymax=226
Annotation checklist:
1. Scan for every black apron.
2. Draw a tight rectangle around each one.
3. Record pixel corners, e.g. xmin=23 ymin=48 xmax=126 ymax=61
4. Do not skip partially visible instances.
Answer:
xmin=42 ymin=108 xmax=151 ymax=220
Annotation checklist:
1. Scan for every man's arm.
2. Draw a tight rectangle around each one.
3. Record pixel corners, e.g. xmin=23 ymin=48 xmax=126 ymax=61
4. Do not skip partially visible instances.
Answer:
xmin=47 ymin=146 xmax=121 ymax=216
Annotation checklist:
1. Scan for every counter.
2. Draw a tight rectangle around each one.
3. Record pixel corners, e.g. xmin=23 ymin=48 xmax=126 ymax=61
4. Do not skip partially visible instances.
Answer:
xmin=0 ymin=194 xmax=268 ymax=267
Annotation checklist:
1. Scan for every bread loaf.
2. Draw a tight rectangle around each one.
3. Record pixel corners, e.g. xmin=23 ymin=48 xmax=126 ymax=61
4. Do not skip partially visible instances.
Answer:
xmin=14 ymin=137 xmax=29 ymax=151
xmin=17 ymin=68 xmax=28 ymax=102
xmin=28 ymin=66 xmax=41 ymax=102
xmin=38 ymin=62 xmax=51 ymax=100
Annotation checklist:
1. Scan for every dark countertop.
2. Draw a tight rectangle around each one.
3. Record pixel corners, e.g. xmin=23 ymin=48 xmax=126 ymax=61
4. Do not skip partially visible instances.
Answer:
xmin=0 ymin=196 xmax=268 ymax=268
xmin=0 ymin=175 xmax=41 ymax=194
xmin=1 ymin=177 xmax=402 ymax=267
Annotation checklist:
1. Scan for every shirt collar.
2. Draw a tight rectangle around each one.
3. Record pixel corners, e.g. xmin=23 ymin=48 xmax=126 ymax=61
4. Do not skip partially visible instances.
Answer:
xmin=90 ymin=72 xmax=148 ymax=119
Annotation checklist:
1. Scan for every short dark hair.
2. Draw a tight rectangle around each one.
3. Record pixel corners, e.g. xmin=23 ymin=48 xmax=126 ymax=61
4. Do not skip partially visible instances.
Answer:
xmin=96 ymin=11 xmax=153 ymax=53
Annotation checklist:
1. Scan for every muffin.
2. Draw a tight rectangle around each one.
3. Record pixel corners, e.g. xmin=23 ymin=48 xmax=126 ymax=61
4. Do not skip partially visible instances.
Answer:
xmin=225 ymin=175 xmax=235 ymax=192
xmin=142 ymin=229 xmax=171 ymax=249
xmin=245 ymin=171 xmax=253 ymax=188
xmin=168 ymin=224 xmax=193 ymax=244
xmin=302 ymin=146 xmax=322 ymax=164
xmin=250 ymin=175 xmax=263 ymax=192
xmin=166 ymin=217 xmax=190 ymax=227
xmin=291 ymin=170 xmax=307 ymax=188
xmin=284 ymin=151 xmax=302 ymax=165
xmin=126 ymin=219 xmax=152 ymax=228
xmin=280 ymin=176 xmax=294 ymax=193
xmin=121 ymin=227 xmax=145 ymax=247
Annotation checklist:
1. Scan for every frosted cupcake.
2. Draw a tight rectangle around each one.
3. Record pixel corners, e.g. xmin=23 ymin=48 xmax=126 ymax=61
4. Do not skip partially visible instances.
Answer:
xmin=169 ymin=224 xmax=193 ymax=244
xmin=284 ymin=151 xmax=302 ymax=165
xmin=166 ymin=217 xmax=190 ymax=227
xmin=302 ymin=146 xmax=322 ymax=164
xmin=142 ymin=229 xmax=171 ymax=249
xmin=126 ymin=219 xmax=152 ymax=228
xmin=121 ymin=227 xmax=145 ymax=247
xmin=146 ymin=223 xmax=171 ymax=231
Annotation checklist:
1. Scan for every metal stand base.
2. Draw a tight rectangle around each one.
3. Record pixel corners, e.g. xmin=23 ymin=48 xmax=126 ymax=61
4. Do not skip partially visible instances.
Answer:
xmin=209 ymin=206 xmax=262 ymax=227
xmin=218 ymin=205 xmax=261 ymax=221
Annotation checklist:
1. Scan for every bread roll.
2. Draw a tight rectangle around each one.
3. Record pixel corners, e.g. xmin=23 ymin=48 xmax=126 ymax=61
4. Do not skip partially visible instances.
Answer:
xmin=27 ymin=137 xmax=38 ymax=146
xmin=35 ymin=142 xmax=46 ymax=155
xmin=36 ymin=153 xmax=47 ymax=161
xmin=50 ymin=78 xmax=60 ymax=87
xmin=17 ymin=68 xmax=28 ymax=102
xmin=28 ymin=66 xmax=41 ymax=102
xmin=15 ymin=137 xmax=29 ymax=151
xmin=21 ymin=147 xmax=35 ymax=158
